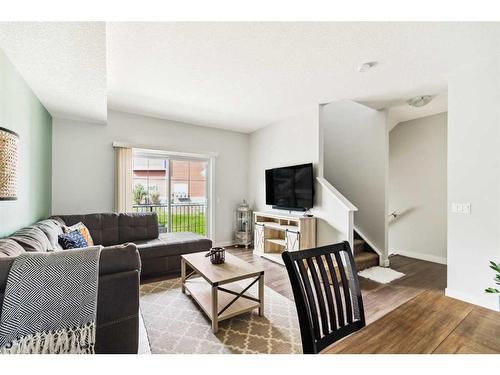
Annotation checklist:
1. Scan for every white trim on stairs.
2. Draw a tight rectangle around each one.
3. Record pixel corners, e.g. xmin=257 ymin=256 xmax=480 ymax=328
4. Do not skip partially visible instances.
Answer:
xmin=316 ymin=177 xmax=357 ymax=212
xmin=316 ymin=176 xmax=358 ymax=251
xmin=354 ymin=226 xmax=389 ymax=267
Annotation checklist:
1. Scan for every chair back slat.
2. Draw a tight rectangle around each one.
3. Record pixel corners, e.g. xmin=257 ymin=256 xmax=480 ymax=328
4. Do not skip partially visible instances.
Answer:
xmin=282 ymin=241 xmax=366 ymax=354
xmin=315 ymin=255 xmax=337 ymax=331
xmin=324 ymin=252 xmax=345 ymax=327
xmin=345 ymin=253 xmax=364 ymax=321
xmin=306 ymin=257 xmax=329 ymax=337
xmin=296 ymin=259 xmax=321 ymax=340
xmin=334 ymin=251 xmax=353 ymax=324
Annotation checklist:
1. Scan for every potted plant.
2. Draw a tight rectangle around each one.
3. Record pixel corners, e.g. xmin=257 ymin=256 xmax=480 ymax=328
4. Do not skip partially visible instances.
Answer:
xmin=150 ymin=190 xmax=161 ymax=205
xmin=485 ymin=261 xmax=500 ymax=294
xmin=133 ymin=183 xmax=147 ymax=205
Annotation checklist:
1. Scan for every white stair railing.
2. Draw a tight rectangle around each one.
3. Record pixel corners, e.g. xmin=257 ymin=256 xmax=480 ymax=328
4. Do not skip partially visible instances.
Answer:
xmin=314 ymin=176 xmax=357 ymax=251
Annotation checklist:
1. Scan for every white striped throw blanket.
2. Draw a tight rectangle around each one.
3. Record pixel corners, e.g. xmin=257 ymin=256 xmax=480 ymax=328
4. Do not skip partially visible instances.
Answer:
xmin=0 ymin=246 xmax=102 ymax=354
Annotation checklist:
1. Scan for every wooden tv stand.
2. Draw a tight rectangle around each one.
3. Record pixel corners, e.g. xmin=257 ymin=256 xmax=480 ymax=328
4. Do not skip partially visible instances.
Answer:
xmin=253 ymin=211 xmax=317 ymax=265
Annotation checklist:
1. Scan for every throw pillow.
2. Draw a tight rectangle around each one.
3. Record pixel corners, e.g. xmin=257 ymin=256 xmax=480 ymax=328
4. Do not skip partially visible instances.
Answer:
xmin=36 ymin=219 xmax=64 ymax=251
xmin=58 ymin=230 xmax=88 ymax=250
xmin=64 ymin=222 xmax=94 ymax=246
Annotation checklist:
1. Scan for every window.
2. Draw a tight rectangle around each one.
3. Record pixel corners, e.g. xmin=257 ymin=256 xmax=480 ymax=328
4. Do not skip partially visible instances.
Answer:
xmin=132 ymin=150 xmax=211 ymax=236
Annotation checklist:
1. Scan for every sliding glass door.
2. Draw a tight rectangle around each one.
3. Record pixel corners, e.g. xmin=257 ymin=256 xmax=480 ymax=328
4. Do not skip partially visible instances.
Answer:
xmin=169 ymin=159 xmax=208 ymax=234
xmin=132 ymin=151 xmax=209 ymax=235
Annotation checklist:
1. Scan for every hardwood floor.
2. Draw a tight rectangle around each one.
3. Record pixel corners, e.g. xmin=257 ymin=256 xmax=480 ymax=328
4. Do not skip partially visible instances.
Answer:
xmin=433 ymin=306 xmax=500 ymax=354
xmin=141 ymin=246 xmax=499 ymax=354
xmin=227 ymin=247 xmax=295 ymax=299
xmin=323 ymin=290 xmax=500 ymax=354
xmin=227 ymin=246 xmax=447 ymax=324
xmin=228 ymin=246 xmax=500 ymax=354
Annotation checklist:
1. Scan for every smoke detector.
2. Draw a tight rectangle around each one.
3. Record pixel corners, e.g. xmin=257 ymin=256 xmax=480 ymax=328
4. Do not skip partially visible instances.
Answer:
xmin=358 ymin=61 xmax=378 ymax=72
xmin=407 ymin=95 xmax=433 ymax=107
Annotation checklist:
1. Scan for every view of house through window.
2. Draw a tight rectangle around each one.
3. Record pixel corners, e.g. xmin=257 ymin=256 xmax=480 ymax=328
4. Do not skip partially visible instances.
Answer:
xmin=132 ymin=152 xmax=208 ymax=235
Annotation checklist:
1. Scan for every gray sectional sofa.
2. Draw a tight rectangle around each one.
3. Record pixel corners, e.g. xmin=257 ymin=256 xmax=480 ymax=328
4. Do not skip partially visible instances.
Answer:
xmin=0 ymin=211 xmax=212 ymax=353
xmin=54 ymin=212 xmax=213 ymax=278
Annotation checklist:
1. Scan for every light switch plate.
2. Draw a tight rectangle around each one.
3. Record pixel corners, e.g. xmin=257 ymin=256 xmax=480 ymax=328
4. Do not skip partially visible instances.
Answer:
xmin=452 ymin=202 xmax=471 ymax=214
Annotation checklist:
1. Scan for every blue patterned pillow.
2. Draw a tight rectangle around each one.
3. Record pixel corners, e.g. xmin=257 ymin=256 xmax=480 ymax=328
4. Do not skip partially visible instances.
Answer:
xmin=58 ymin=230 xmax=88 ymax=250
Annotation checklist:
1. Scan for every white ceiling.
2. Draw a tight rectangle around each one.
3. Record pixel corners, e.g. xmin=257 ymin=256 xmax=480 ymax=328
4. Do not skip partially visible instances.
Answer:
xmin=0 ymin=22 xmax=106 ymax=123
xmin=108 ymin=22 xmax=500 ymax=133
xmin=0 ymin=23 xmax=499 ymax=131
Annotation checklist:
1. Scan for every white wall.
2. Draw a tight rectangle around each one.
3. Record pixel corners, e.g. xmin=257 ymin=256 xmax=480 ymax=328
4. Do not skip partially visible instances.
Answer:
xmin=321 ymin=100 xmax=388 ymax=262
xmin=446 ymin=57 xmax=500 ymax=311
xmin=52 ymin=110 xmax=249 ymax=245
xmin=249 ymin=108 xmax=318 ymax=211
xmin=389 ymin=113 xmax=447 ymax=264
xmin=248 ymin=106 xmax=354 ymax=248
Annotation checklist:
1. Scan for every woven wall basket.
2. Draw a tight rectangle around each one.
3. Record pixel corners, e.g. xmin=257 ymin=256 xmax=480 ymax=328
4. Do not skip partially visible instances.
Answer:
xmin=0 ymin=127 xmax=19 ymax=200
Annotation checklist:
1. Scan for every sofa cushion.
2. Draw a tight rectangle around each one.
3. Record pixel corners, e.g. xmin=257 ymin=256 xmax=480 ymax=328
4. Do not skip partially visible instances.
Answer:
xmin=135 ymin=232 xmax=211 ymax=260
xmin=119 ymin=213 xmax=159 ymax=243
xmin=64 ymin=222 xmax=94 ymax=246
xmin=36 ymin=219 xmax=64 ymax=251
xmin=10 ymin=225 xmax=51 ymax=252
xmin=58 ymin=230 xmax=88 ymax=249
xmin=0 ymin=239 xmax=25 ymax=258
xmin=53 ymin=213 xmax=119 ymax=246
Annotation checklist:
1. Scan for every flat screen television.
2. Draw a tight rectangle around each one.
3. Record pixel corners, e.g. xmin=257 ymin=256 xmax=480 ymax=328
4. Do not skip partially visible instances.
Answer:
xmin=265 ymin=163 xmax=314 ymax=211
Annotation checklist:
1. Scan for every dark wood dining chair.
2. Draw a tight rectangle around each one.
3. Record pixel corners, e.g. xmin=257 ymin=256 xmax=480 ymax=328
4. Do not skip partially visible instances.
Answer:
xmin=282 ymin=241 xmax=366 ymax=354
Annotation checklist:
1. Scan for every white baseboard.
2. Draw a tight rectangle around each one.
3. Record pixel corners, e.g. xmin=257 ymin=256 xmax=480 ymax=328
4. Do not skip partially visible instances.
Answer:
xmin=214 ymin=240 xmax=234 ymax=248
xmin=390 ymin=250 xmax=447 ymax=265
xmin=445 ymin=288 xmax=500 ymax=312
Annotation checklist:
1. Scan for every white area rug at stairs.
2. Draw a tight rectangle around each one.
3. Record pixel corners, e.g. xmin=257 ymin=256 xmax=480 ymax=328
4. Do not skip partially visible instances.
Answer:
xmin=358 ymin=266 xmax=405 ymax=284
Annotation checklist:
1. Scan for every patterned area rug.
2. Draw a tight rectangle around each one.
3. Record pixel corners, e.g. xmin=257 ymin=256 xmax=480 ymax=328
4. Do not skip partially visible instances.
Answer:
xmin=140 ymin=277 xmax=302 ymax=354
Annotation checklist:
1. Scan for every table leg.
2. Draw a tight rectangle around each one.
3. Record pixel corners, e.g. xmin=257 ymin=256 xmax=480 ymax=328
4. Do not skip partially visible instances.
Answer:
xmin=258 ymin=272 xmax=264 ymax=316
xmin=181 ymin=258 xmax=186 ymax=294
xmin=211 ymin=285 xmax=219 ymax=333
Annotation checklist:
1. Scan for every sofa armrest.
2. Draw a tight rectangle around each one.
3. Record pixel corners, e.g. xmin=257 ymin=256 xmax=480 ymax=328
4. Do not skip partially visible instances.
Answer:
xmin=0 ymin=244 xmax=141 ymax=293
xmin=96 ymin=243 xmax=141 ymax=353
xmin=95 ymin=269 xmax=140 ymax=353
xmin=99 ymin=243 xmax=141 ymax=275
xmin=0 ymin=244 xmax=141 ymax=354
xmin=0 ymin=258 xmax=14 ymax=295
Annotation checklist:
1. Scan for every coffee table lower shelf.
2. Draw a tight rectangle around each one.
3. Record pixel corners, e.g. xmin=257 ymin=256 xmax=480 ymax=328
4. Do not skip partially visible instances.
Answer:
xmin=184 ymin=278 xmax=261 ymax=329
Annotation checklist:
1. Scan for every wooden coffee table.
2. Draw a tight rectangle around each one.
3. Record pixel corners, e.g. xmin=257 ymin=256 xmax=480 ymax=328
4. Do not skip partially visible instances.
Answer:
xmin=181 ymin=252 xmax=265 ymax=333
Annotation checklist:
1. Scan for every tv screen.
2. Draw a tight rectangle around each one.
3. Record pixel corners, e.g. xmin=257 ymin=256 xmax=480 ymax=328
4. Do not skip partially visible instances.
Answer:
xmin=265 ymin=163 xmax=314 ymax=211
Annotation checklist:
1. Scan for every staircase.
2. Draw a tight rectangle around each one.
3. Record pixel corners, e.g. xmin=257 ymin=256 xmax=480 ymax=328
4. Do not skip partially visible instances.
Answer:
xmin=353 ymin=232 xmax=379 ymax=271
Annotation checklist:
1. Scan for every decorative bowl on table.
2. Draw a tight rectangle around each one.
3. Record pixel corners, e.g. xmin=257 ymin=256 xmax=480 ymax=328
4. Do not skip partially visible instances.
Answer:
xmin=206 ymin=247 xmax=225 ymax=264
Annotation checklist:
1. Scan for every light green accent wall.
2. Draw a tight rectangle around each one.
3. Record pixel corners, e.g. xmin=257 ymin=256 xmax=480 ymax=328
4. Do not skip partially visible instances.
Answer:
xmin=0 ymin=48 xmax=52 ymax=237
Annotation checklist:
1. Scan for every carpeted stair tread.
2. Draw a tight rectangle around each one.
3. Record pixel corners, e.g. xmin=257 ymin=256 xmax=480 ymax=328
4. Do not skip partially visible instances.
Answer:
xmin=319 ymin=249 xmax=379 ymax=284
xmin=353 ymin=239 xmax=365 ymax=255
xmin=354 ymin=250 xmax=379 ymax=271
